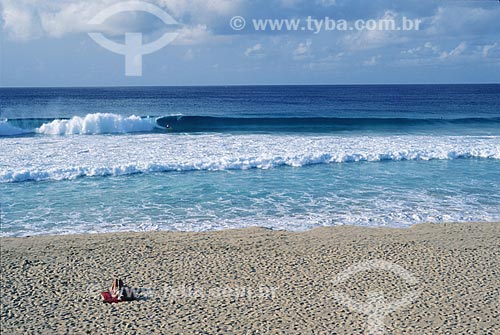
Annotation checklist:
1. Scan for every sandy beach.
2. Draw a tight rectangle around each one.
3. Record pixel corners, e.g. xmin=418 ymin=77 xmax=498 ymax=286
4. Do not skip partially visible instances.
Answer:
xmin=1 ymin=222 xmax=499 ymax=334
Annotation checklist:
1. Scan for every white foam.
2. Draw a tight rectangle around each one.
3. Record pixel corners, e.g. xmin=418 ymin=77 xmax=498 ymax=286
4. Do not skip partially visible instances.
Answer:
xmin=36 ymin=113 xmax=156 ymax=135
xmin=1 ymin=133 xmax=499 ymax=183
xmin=0 ymin=121 xmax=32 ymax=136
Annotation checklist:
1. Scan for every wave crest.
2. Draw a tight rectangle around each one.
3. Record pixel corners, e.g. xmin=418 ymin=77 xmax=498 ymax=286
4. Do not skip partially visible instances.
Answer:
xmin=36 ymin=113 xmax=156 ymax=135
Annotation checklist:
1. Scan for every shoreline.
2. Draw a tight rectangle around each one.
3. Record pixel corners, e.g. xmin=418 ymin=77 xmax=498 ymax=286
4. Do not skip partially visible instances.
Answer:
xmin=1 ymin=220 xmax=497 ymax=240
xmin=1 ymin=222 xmax=499 ymax=334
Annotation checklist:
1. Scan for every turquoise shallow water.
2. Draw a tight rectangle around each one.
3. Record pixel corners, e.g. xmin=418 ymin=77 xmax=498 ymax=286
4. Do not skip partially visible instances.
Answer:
xmin=1 ymin=159 xmax=499 ymax=236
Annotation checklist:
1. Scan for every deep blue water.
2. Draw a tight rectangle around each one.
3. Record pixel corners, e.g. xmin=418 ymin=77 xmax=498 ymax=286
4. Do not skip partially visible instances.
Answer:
xmin=2 ymin=84 xmax=499 ymax=119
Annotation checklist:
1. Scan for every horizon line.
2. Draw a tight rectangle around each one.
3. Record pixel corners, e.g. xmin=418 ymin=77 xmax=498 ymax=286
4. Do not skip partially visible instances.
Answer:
xmin=1 ymin=82 xmax=499 ymax=89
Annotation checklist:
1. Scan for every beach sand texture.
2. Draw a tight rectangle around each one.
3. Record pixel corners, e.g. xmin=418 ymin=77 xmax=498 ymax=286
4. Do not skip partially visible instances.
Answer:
xmin=1 ymin=222 xmax=499 ymax=334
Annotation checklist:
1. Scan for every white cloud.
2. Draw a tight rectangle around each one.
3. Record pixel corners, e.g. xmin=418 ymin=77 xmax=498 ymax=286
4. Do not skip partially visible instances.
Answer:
xmin=0 ymin=0 xmax=242 ymax=41
xmin=278 ymin=0 xmax=336 ymax=8
xmin=1 ymin=0 xmax=121 ymax=40
xmin=363 ymin=55 xmax=381 ymax=66
xmin=173 ymin=24 xmax=210 ymax=45
xmin=278 ymin=0 xmax=302 ymax=8
xmin=244 ymin=43 xmax=264 ymax=57
xmin=317 ymin=0 xmax=336 ymax=6
xmin=400 ymin=40 xmax=499 ymax=66
xmin=427 ymin=5 xmax=500 ymax=37
xmin=424 ymin=42 xmax=439 ymax=53
xmin=439 ymin=41 xmax=467 ymax=59
xmin=342 ymin=11 xmax=408 ymax=51
xmin=1 ymin=0 xmax=40 ymax=40
xmin=157 ymin=0 xmax=241 ymax=22
xmin=293 ymin=40 xmax=312 ymax=60
xmin=320 ymin=52 xmax=344 ymax=62
xmin=482 ymin=43 xmax=499 ymax=58
xmin=403 ymin=46 xmax=420 ymax=55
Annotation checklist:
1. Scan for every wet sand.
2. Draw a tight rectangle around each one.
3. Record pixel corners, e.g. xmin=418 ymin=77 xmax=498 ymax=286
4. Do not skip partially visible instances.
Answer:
xmin=1 ymin=222 xmax=499 ymax=334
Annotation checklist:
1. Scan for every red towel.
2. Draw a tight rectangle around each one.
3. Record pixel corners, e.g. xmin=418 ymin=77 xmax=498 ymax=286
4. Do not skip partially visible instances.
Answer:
xmin=101 ymin=291 xmax=120 ymax=303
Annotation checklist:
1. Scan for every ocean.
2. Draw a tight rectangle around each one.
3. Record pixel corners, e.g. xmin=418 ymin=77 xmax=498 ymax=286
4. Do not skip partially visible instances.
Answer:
xmin=1 ymin=85 xmax=499 ymax=236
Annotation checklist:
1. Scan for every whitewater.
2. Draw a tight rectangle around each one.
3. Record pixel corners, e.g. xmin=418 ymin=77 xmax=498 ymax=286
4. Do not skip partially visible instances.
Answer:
xmin=3 ymin=113 xmax=499 ymax=235
xmin=1 ymin=130 xmax=499 ymax=183
xmin=0 ymin=113 xmax=158 ymax=136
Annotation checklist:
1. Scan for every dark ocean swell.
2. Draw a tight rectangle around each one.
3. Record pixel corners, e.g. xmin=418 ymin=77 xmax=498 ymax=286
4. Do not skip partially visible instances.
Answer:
xmin=156 ymin=115 xmax=500 ymax=133
xmin=2 ymin=113 xmax=500 ymax=136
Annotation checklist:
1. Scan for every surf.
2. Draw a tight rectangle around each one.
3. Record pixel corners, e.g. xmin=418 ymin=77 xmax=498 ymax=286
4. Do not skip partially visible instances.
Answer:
xmin=0 ymin=113 xmax=160 ymax=136
xmin=2 ymin=113 xmax=500 ymax=137
xmin=36 ymin=113 xmax=157 ymax=135
xmin=1 ymin=133 xmax=499 ymax=183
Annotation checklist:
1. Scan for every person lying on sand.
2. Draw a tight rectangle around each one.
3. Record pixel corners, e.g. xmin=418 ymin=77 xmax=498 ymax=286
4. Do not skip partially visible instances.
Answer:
xmin=109 ymin=278 xmax=135 ymax=302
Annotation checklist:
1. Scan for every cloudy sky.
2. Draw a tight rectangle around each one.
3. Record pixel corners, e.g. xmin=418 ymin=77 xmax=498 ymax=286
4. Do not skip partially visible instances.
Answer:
xmin=1 ymin=0 xmax=499 ymax=86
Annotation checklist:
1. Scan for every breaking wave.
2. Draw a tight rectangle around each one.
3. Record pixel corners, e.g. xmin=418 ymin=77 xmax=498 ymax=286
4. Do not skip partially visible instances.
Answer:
xmin=36 ymin=113 xmax=157 ymax=135
xmin=2 ymin=113 xmax=500 ymax=136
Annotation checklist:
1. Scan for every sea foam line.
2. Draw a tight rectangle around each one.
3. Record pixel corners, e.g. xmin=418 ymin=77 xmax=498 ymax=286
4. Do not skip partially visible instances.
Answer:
xmin=1 ymin=148 xmax=499 ymax=183
xmin=2 ymin=132 xmax=500 ymax=183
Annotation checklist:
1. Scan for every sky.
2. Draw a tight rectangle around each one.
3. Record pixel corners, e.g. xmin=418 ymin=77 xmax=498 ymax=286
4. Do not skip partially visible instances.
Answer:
xmin=0 ymin=0 xmax=499 ymax=87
